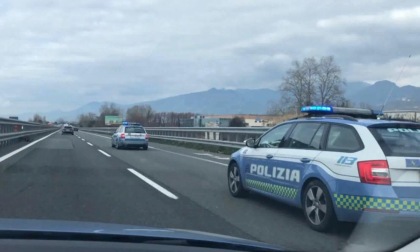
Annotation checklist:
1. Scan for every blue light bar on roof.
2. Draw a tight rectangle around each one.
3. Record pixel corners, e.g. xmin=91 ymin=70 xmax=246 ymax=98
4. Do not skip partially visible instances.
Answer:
xmin=301 ymin=105 xmax=379 ymax=119
xmin=122 ymin=121 xmax=141 ymax=126
xmin=301 ymin=106 xmax=333 ymax=113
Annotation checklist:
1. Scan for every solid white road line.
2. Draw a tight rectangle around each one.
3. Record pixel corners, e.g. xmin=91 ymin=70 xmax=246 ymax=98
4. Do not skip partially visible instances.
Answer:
xmin=127 ymin=168 xmax=178 ymax=200
xmin=150 ymin=147 xmax=227 ymax=166
xmin=0 ymin=131 xmax=59 ymax=163
xmin=87 ymin=142 xmax=93 ymax=146
xmin=98 ymin=149 xmax=111 ymax=157
xmin=194 ymin=152 xmax=230 ymax=160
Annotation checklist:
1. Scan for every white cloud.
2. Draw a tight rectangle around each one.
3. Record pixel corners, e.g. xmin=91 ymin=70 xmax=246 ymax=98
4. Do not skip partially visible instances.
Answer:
xmin=0 ymin=0 xmax=419 ymax=117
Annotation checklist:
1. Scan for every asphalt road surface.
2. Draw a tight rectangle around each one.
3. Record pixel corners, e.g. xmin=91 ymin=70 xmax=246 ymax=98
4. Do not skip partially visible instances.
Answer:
xmin=0 ymin=130 xmax=418 ymax=251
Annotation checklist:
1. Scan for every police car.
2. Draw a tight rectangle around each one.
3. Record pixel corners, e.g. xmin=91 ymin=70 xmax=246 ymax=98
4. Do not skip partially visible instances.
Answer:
xmin=227 ymin=106 xmax=420 ymax=232
xmin=111 ymin=122 xmax=149 ymax=150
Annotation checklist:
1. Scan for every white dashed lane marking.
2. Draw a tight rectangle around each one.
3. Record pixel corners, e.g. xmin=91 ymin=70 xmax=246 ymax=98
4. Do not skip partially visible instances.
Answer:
xmin=98 ymin=149 xmax=111 ymax=157
xmin=127 ymin=168 xmax=178 ymax=200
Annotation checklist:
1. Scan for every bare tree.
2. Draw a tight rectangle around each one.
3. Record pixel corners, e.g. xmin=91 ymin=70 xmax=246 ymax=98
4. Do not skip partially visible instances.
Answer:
xmin=280 ymin=61 xmax=307 ymax=109
xmin=229 ymin=116 xmax=246 ymax=127
xmin=78 ymin=113 xmax=98 ymax=127
xmin=31 ymin=114 xmax=44 ymax=124
xmin=302 ymin=57 xmax=318 ymax=105
xmin=281 ymin=58 xmax=318 ymax=108
xmin=280 ymin=56 xmax=346 ymax=112
xmin=317 ymin=56 xmax=345 ymax=105
xmin=97 ymin=103 xmax=122 ymax=126
xmin=267 ymin=94 xmax=295 ymax=115
xmin=126 ymin=105 xmax=154 ymax=125
xmin=56 ymin=118 xmax=65 ymax=124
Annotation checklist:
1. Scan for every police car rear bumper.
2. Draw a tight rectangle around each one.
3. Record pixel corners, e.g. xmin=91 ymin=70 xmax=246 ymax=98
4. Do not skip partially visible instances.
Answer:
xmin=358 ymin=211 xmax=420 ymax=225
xmin=332 ymin=179 xmax=420 ymax=223
xmin=120 ymin=139 xmax=148 ymax=147
xmin=337 ymin=207 xmax=420 ymax=224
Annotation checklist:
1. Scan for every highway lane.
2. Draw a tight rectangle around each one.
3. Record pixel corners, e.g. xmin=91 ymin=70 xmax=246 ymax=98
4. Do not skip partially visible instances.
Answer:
xmin=2 ymin=130 xmax=412 ymax=251
xmin=0 ymin=131 xmax=254 ymax=241
xmin=75 ymin=131 xmax=354 ymax=251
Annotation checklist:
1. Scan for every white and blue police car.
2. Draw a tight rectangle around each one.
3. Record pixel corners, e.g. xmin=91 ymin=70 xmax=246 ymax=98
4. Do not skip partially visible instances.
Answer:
xmin=111 ymin=122 xmax=149 ymax=150
xmin=227 ymin=106 xmax=420 ymax=231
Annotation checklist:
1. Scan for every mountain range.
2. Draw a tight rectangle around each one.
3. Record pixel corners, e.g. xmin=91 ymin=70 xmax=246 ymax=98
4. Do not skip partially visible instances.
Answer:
xmin=16 ymin=80 xmax=420 ymax=121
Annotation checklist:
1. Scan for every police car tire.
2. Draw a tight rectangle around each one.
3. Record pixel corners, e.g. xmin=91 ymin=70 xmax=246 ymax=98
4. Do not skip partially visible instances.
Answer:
xmin=228 ymin=162 xmax=247 ymax=197
xmin=302 ymin=180 xmax=336 ymax=232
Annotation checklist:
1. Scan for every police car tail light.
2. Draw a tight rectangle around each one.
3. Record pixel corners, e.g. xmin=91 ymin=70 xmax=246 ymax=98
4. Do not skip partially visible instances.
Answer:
xmin=358 ymin=160 xmax=391 ymax=185
xmin=120 ymin=133 xmax=126 ymax=139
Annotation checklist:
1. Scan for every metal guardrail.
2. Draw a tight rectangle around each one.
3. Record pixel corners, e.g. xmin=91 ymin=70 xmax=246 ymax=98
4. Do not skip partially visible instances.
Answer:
xmin=80 ymin=127 xmax=270 ymax=148
xmin=0 ymin=117 xmax=57 ymax=147
xmin=0 ymin=129 xmax=56 ymax=142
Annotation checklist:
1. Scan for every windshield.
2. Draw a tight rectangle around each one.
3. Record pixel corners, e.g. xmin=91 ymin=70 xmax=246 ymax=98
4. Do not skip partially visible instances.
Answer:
xmin=0 ymin=1 xmax=419 ymax=252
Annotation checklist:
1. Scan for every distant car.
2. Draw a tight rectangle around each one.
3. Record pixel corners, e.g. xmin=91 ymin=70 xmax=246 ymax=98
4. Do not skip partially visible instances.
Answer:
xmin=62 ymin=126 xmax=74 ymax=135
xmin=112 ymin=122 xmax=149 ymax=150
xmin=228 ymin=105 xmax=420 ymax=232
xmin=73 ymin=127 xmax=79 ymax=131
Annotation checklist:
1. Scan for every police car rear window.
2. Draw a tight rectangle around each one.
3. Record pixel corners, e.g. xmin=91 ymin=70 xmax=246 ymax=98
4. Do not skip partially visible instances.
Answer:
xmin=369 ymin=123 xmax=420 ymax=157
xmin=125 ymin=127 xmax=145 ymax=133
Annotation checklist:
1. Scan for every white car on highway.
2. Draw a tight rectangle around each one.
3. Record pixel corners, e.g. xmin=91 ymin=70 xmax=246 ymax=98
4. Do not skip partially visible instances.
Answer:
xmin=111 ymin=122 xmax=150 ymax=150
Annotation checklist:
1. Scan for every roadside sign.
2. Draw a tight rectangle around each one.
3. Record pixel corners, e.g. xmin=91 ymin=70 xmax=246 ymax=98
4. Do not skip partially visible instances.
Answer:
xmin=105 ymin=115 xmax=123 ymax=126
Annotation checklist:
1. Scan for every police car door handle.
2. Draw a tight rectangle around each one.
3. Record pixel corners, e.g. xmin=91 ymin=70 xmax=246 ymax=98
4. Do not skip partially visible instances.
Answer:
xmin=300 ymin=158 xmax=311 ymax=163
xmin=266 ymin=154 xmax=273 ymax=159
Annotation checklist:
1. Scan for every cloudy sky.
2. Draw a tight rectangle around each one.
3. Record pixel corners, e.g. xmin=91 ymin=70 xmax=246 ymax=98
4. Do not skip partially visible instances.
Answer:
xmin=0 ymin=0 xmax=419 ymax=116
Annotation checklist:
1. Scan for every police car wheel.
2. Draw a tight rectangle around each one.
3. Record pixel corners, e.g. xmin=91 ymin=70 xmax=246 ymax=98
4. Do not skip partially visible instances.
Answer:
xmin=303 ymin=180 xmax=336 ymax=232
xmin=228 ymin=163 xmax=247 ymax=197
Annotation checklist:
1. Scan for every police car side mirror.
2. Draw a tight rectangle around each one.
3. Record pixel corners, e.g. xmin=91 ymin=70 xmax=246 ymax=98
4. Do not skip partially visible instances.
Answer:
xmin=245 ymin=138 xmax=256 ymax=148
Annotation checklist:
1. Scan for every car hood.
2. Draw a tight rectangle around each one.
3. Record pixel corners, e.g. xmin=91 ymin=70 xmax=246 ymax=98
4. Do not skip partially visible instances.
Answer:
xmin=0 ymin=219 xmax=283 ymax=251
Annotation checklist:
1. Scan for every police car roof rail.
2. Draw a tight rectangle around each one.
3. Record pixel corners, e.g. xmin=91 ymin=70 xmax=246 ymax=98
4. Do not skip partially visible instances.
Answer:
xmin=317 ymin=114 xmax=358 ymax=121
xmin=378 ymin=117 xmax=417 ymax=123
xmin=287 ymin=114 xmax=358 ymax=122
